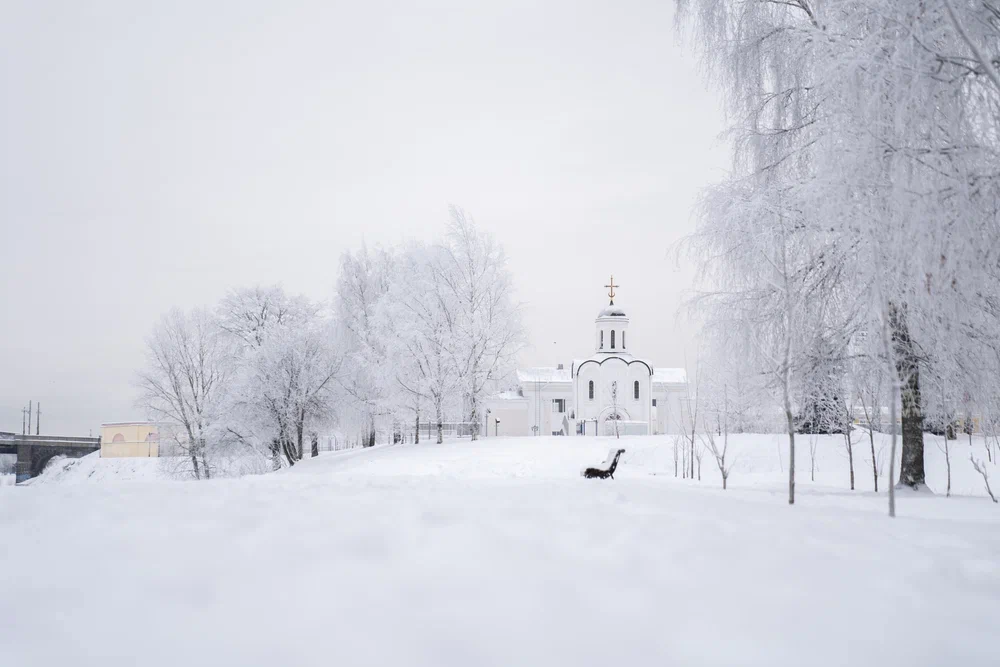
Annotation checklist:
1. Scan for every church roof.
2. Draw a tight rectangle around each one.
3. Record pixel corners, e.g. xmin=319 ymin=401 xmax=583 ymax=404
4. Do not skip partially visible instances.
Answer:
xmin=489 ymin=390 xmax=526 ymax=401
xmin=576 ymin=353 xmax=653 ymax=373
xmin=652 ymin=368 xmax=688 ymax=384
xmin=598 ymin=306 xmax=627 ymax=317
xmin=517 ymin=367 xmax=572 ymax=384
xmin=516 ymin=363 xmax=687 ymax=384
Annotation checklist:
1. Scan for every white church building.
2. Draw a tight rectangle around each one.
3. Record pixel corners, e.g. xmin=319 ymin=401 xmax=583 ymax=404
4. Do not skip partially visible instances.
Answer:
xmin=485 ymin=280 xmax=688 ymax=437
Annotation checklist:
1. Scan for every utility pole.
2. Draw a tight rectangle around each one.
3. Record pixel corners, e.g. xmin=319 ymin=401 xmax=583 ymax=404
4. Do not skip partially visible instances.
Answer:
xmin=36 ymin=402 xmax=40 ymax=435
xmin=27 ymin=400 xmax=32 ymax=436
xmin=22 ymin=406 xmax=27 ymax=435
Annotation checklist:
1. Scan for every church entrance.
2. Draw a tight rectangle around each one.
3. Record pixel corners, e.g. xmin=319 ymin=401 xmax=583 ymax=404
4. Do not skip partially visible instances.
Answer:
xmin=598 ymin=407 xmax=631 ymax=436
xmin=602 ymin=413 xmax=623 ymax=436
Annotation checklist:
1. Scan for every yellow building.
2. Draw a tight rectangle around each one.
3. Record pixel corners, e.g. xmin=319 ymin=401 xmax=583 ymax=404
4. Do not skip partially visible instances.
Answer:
xmin=100 ymin=422 xmax=162 ymax=458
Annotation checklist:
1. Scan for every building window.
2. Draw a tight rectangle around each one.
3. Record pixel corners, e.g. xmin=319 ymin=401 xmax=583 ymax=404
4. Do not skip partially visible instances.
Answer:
xmin=588 ymin=380 xmax=594 ymax=400
xmin=112 ymin=433 xmax=125 ymax=443
xmin=634 ymin=380 xmax=639 ymax=400
xmin=600 ymin=331 xmax=604 ymax=349
xmin=552 ymin=399 xmax=566 ymax=413
xmin=622 ymin=331 xmax=626 ymax=349
xmin=652 ymin=399 xmax=657 ymax=407
xmin=611 ymin=330 xmax=616 ymax=349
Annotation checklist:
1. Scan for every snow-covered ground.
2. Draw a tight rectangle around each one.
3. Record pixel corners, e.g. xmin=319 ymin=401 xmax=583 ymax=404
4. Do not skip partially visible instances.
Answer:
xmin=2 ymin=435 xmax=999 ymax=666
xmin=26 ymin=448 xmax=273 ymax=484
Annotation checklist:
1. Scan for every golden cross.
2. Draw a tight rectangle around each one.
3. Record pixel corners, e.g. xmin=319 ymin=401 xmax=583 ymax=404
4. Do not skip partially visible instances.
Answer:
xmin=604 ymin=275 xmax=619 ymax=304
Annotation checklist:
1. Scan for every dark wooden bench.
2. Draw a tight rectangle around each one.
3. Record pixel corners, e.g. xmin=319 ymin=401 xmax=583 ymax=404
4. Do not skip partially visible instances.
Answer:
xmin=582 ymin=448 xmax=625 ymax=479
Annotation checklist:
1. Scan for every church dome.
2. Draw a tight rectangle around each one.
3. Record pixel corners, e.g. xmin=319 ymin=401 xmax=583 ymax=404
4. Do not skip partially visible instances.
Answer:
xmin=598 ymin=306 xmax=626 ymax=317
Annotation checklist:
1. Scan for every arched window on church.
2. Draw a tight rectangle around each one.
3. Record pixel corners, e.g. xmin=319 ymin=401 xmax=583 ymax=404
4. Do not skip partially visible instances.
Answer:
xmin=622 ymin=331 xmax=626 ymax=349
xmin=634 ymin=380 xmax=640 ymax=400
xmin=600 ymin=331 xmax=604 ymax=349
xmin=588 ymin=380 xmax=594 ymax=400
xmin=611 ymin=330 xmax=616 ymax=349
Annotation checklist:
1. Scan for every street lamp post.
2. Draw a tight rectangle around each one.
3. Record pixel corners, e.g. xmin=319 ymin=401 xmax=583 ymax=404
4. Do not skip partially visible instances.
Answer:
xmin=495 ymin=418 xmax=500 ymax=437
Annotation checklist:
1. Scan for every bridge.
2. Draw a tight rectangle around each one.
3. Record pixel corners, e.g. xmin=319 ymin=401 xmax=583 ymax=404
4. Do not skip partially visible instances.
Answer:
xmin=0 ymin=433 xmax=101 ymax=483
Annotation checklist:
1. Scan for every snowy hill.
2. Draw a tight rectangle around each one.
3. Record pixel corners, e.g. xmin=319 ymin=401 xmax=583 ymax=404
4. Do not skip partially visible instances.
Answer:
xmin=2 ymin=435 xmax=998 ymax=666
xmin=25 ymin=451 xmax=170 ymax=484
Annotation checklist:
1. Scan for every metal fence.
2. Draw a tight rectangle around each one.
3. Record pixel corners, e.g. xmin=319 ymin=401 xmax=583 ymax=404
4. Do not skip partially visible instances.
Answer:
xmin=412 ymin=422 xmax=479 ymax=440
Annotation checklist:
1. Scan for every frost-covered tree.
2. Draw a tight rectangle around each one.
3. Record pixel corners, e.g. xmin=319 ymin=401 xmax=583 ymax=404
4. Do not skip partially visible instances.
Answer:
xmin=847 ymin=331 xmax=887 ymax=493
xmin=217 ymin=285 xmax=313 ymax=348
xmin=137 ymin=308 xmax=228 ymax=480
xmin=336 ymin=244 xmax=396 ymax=447
xmin=385 ymin=243 xmax=461 ymax=444
xmin=434 ymin=207 xmax=524 ymax=440
xmin=219 ymin=286 xmax=341 ymax=469
xmin=677 ymin=0 xmax=1000 ymax=514
xmin=241 ymin=317 xmax=342 ymax=467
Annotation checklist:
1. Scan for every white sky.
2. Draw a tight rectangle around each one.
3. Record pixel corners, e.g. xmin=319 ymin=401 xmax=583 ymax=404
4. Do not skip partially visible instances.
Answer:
xmin=0 ymin=0 xmax=727 ymax=435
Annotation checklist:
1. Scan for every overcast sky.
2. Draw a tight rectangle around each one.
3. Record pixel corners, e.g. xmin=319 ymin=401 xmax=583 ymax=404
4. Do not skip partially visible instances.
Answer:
xmin=0 ymin=0 xmax=727 ymax=435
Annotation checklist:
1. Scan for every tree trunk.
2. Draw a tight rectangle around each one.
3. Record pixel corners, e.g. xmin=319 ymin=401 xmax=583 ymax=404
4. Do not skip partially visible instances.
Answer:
xmin=436 ymin=397 xmax=444 ymax=444
xmin=890 ymin=303 xmax=925 ymax=489
xmin=199 ymin=438 xmax=210 ymax=479
xmin=270 ymin=438 xmax=282 ymax=471
xmin=296 ymin=420 xmax=305 ymax=462
xmin=185 ymin=426 xmax=202 ymax=480
xmin=869 ymin=427 xmax=878 ymax=493
xmin=944 ymin=435 xmax=951 ymax=497
xmin=846 ymin=431 xmax=855 ymax=490
xmin=785 ymin=410 xmax=796 ymax=504
xmin=882 ymin=305 xmax=900 ymax=517
xmin=469 ymin=363 xmax=480 ymax=441
xmin=783 ymin=368 xmax=796 ymax=505
xmin=414 ymin=411 xmax=420 ymax=445
xmin=311 ymin=432 xmax=319 ymax=458
xmin=689 ymin=436 xmax=694 ymax=477
xmin=281 ymin=435 xmax=297 ymax=466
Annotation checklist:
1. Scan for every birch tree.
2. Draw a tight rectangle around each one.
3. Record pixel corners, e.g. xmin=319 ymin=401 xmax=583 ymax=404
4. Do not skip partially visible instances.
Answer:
xmin=677 ymin=0 xmax=1000 ymax=515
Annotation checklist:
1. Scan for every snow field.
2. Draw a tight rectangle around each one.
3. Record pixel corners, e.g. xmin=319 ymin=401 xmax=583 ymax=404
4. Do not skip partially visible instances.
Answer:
xmin=2 ymin=435 xmax=998 ymax=666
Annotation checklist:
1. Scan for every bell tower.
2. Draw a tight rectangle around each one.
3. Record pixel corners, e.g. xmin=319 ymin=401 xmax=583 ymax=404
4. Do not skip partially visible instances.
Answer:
xmin=595 ymin=275 xmax=629 ymax=354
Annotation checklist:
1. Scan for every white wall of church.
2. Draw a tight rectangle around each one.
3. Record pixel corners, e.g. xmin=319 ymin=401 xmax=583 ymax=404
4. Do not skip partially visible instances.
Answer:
xmin=575 ymin=358 xmax=652 ymax=431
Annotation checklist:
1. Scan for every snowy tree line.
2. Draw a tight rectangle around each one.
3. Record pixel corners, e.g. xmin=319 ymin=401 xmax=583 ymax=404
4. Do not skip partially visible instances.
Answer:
xmin=675 ymin=0 xmax=1000 ymax=511
xmin=137 ymin=208 xmax=524 ymax=479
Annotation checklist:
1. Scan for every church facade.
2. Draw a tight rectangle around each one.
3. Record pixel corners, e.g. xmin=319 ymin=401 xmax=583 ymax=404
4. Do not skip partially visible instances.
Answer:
xmin=485 ymin=281 xmax=688 ymax=437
